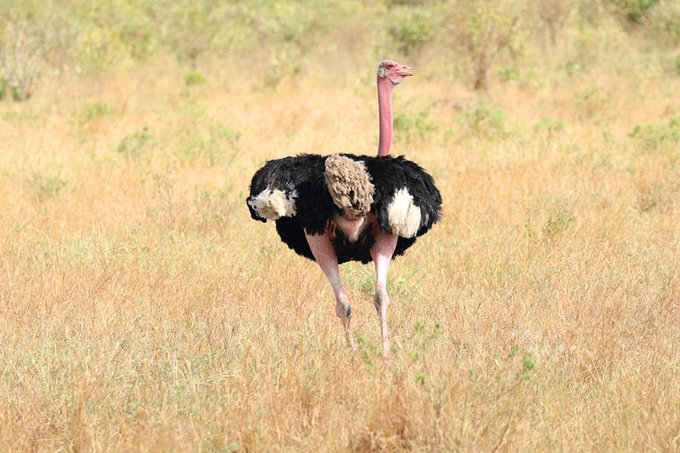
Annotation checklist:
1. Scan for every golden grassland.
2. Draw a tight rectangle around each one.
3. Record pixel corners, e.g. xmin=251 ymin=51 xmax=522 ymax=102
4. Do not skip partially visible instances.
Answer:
xmin=1 ymin=40 xmax=680 ymax=450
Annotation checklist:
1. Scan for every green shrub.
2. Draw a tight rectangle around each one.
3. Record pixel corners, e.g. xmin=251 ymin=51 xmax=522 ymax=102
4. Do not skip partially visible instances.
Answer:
xmin=648 ymin=3 xmax=680 ymax=46
xmin=249 ymin=1 xmax=321 ymax=86
xmin=498 ymin=67 xmax=519 ymax=82
xmin=564 ymin=58 xmax=587 ymax=77
xmin=153 ymin=0 xmax=226 ymax=67
xmin=27 ymin=172 xmax=69 ymax=200
xmin=534 ymin=116 xmax=564 ymax=134
xmin=118 ymin=15 xmax=158 ymax=59
xmin=393 ymin=109 xmax=439 ymax=141
xmin=449 ymin=0 xmax=525 ymax=90
xmin=386 ymin=5 xmax=441 ymax=56
xmin=542 ymin=208 xmax=575 ymax=236
xmin=117 ymin=127 xmax=153 ymax=159
xmin=78 ymin=100 xmax=117 ymax=123
xmin=628 ymin=116 xmax=680 ymax=152
xmin=458 ymin=102 xmax=507 ymax=138
xmin=575 ymin=88 xmax=609 ymax=118
xmin=185 ymin=72 xmax=207 ymax=86
xmin=179 ymin=124 xmax=241 ymax=166
xmin=608 ymin=0 xmax=659 ymax=25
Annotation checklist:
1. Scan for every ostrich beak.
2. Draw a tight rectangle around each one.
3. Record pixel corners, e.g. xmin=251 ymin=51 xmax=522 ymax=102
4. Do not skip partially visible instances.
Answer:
xmin=396 ymin=66 xmax=413 ymax=77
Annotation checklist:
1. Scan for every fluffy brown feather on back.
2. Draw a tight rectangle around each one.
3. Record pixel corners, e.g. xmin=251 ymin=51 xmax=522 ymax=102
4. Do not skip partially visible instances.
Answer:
xmin=324 ymin=154 xmax=375 ymax=217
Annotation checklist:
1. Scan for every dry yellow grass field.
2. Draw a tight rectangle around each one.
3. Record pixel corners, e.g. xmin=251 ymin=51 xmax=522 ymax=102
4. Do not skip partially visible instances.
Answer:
xmin=1 ymin=26 xmax=680 ymax=451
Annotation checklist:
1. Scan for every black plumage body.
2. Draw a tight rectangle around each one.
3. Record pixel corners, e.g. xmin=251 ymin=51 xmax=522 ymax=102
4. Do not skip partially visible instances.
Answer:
xmin=247 ymin=153 xmax=441 ymax=264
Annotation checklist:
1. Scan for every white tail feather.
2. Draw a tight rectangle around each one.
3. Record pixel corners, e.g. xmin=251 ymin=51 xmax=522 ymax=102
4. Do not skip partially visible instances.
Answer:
xmin=248 ymin=188 xmax=297 ymax=220
xmin=387 ymin=188 xmax=421 ymax=238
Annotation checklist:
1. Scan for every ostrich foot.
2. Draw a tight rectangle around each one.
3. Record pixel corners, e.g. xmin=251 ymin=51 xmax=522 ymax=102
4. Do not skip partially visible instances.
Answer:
xmin=374 ymin=287 xmax=390 ymax=358
xmin=336 ymin=299 xmax=355 ymax=350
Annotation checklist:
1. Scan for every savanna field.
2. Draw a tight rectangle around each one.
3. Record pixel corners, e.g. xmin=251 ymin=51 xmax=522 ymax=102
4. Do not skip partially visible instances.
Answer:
xmin=1 ymin=0 xmax=680 ymax=450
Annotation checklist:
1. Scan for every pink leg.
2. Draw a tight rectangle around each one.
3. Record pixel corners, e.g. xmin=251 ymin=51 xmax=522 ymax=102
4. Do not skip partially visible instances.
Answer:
xmin=370 ymin=232 xmax=398 ymax=358
xmin=305 ymin=231 xmax=354 ymax=349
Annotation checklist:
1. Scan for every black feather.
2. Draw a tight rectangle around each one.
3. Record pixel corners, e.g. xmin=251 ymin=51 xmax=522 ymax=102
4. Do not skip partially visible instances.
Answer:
xmin=247 ymin=153 xmax=441 ymax=264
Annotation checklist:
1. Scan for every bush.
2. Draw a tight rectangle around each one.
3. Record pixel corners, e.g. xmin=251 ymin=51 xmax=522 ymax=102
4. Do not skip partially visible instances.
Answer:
xmin=628 ymin=116 xmax=680 ymax=152
xmin=449 ymin=0 xmax=526 ymax=91
xmin=458 ymin=102 xmax=507 ymax=138
xmin=0 ymin=21 xmax=42 ymax=101
xmin=78 ymin=100 xmax=118 ymax=123
xmin=608 ymin=0 xmax=659 ymax=25
xmin=178 ymin=124 xmax=241 ymax=166
xmin=533 ymin=116 xmax=565 ymax=134
xmin=117 ymin=127 xmax=153 ymax=159
xmin=393 ymin=109 xmax=439 ymax=141
xmin=536 ymin=0 xmax=571 ymax=45
xmin=646 ymin=0 xmax=680 ymax=46
xmin=386 ymin=5 xmax=442 ymax=56
xmin=244 ymin=1 xmax=321 ymax=86
xmin=26 ymin=172 xmax=69 ymax=200
xmin=151 ymin=0 xmax=228 ymax=68
xmin=185 ymin=72 xmax=207 ymax=86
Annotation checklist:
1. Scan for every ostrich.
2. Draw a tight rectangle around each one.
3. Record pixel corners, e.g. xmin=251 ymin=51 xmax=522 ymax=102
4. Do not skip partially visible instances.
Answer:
xmin=246 ymin=60 xmax=442 ymax=357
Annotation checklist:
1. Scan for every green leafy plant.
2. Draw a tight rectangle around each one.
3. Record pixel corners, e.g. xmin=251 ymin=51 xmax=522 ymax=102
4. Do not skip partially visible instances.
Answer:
xmin=179 ymin=125 xmax=241 ymax=166
xmin=629 ymin=116 xmax=680 ymax=152
xmin=533 ymin=115 xmax=564 ymax=134
xmin=27 ymin=172 xmax=69 ymax=200
xmin=405 ymin=321 xmax=441 ymax=362
xmin=354 ymin=333 xmax=381 ymax=366
xmin=542 ymin=208 xmax=575 ymax=237
xmin=608 ymin=0 xmax=659 ymax=25
xmin=245 ymin=2 xmax=320 ymax=86
xmin=564 ymin=58 xmax=587 ymax=77
xmin=458 ymin=102 xmax=507 ymax=138
xmin=575 ymin=88 xmax=609 ymax=118
xmin=78 ymin=100 xmax=118 ymax=123
xmin=393 ymin=109 xmax=439 ymax=141
xmin=386 ymin=5 xmax=441 ymax=56
xmin=342 ymin=264 xmax=422 ymax=302
xmin=507 ymin=343 xmax=538 ymax=381
xmin=117 ymin=127 xmax=153 ymax=159
xmin=498 ymin=67 xmax=519 ymax=82
xmin=524 ymin=218 xmax=537 ymax=242
xmin=652 ymin=8 xmax=680 ymax=45
xmin=185 ymin=72 xmax=206 ymax=86
xmin=153 ymin=0 xmax=226 ymax=68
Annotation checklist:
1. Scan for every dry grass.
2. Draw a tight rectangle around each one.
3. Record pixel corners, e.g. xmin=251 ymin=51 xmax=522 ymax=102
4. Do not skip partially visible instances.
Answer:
xmin=1 ymin=45 xmax=680 ymax=452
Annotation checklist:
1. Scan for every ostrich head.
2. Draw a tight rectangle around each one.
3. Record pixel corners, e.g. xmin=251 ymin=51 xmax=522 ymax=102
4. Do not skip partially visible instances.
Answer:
xmin=377 ymin=60 xmax=413 ymax=86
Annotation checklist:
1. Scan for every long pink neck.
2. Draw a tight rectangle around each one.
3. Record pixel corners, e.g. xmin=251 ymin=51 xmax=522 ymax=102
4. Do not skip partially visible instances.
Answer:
xmin=377 ymin=77 xmax=394 ymax=157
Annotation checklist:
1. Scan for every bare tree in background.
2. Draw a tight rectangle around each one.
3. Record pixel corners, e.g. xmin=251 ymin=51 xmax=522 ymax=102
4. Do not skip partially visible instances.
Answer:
xmin=450 ymin=0 xmax=522 ymax=91
xmin=0 ymin=21 xmax=42 ymax=101
xmin=538 ymin=0 xmax=569 ymax=46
